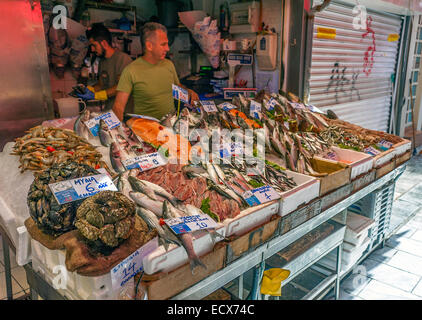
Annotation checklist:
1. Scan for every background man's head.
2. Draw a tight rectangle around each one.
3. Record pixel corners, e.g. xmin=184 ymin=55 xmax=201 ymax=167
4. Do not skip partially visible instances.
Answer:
xmin=86 ymin=23 xmax=113 ymax=57
xmin=140 ymin=22 xmax=169 ymax=62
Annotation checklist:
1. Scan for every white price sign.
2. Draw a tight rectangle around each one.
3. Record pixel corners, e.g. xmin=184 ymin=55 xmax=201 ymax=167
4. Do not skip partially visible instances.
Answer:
xmin=49 ymin=174 xmax=117 ymax=205
xmin=266 ymin=98 xmax=278 ymax=111
xmin=84 ymin=111 xmax=121 ymax=137
xmin=250 ymin=100 xmax=262 ymax=119
xmin=200 ymin=100 xmax=218 ymax=113
xmin=218 ymin=102 xmax=237 ymax=111
xmin=122 ymin=152 xmax=168 ymax=171
xmin=111 ymin=238 xmax=158 ymax=289
xmin=165 ymin=214 xmax=218 ymax=235
xmin=172 ymin=84 xmax=189 ymax=104
xmin=242 ymin=185 xmax=280 ymax=206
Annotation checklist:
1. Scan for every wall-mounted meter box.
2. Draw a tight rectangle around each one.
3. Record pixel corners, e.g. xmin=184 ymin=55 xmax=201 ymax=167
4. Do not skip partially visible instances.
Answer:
xmin=256 ymin=33 xmax=277 ymax=70
xmin=229 ymin=1 xmax=259 ymax=34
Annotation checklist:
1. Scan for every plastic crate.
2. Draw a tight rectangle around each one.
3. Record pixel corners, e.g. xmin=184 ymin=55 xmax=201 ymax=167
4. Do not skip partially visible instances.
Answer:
xmin=347 ymin=180 xmax=395 ymax=250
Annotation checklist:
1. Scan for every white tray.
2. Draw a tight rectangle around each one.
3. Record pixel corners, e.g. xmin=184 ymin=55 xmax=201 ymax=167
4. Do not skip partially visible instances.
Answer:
xmin=393 ymin=139 xmax=411 ymax=157
xmin=30 ymin=236 xmax=157 ymax=300
xmin=278 ymin=170 xmax=320 ymax=217
xmin=331 ymin=147 xmax=374 ymax=180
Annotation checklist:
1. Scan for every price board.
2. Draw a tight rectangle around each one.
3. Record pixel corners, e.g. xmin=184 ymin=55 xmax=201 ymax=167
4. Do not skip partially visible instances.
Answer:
xmin=122 ymin=152 xmax=168 ymax=171
xmin=242 ymin=185 xmax=280 ymax=206
xmin=200 ymin=100 xmax=218 ymax=113
xmin=164 ymin=214 xmax=218 ymax=235
xmin=49 ymin=174 xmax=117 ymax=205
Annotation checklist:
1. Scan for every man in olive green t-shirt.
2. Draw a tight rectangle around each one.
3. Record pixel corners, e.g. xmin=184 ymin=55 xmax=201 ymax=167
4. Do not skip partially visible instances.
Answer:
xmin=113 ymin=22 xmax=198 ymax=121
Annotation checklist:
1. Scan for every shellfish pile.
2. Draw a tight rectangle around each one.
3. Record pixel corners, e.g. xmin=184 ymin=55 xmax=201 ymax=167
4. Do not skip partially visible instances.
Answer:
xmin=12 ymin=125 xmax=109 ymax=174
xmin=27 ymin=161 xmax=99 ymax=236
xmin=75 ymin=191 xmax=135 ymax=254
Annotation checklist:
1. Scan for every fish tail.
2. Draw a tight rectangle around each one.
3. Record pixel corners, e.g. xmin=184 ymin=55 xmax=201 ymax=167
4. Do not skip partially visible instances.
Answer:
xmin=189 ymin=257 xmax=207 ymax=274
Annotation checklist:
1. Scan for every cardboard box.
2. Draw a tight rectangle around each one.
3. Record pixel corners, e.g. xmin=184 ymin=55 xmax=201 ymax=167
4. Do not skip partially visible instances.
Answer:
xmin=141 ymin=242 xmax=227 ymax=300
xmin=225 ymin=214 xmax=281 ymax=265
xmin=310 ymin=157 xmax=351 ymax=196
xmin=395 ymin=150 xmax=412 ymax=168
xmin=351 ymin=169 xmax=376 ymax=193
xmin=278 ymin=199 xmax=322 ymax=236
xmin=375 ymin=158 xmax=396 ymax=179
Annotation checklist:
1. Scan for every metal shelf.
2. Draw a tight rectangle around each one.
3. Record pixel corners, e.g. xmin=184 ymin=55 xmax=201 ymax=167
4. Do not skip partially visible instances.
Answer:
xmin=171 ymin=165 xmax=405 ymax=300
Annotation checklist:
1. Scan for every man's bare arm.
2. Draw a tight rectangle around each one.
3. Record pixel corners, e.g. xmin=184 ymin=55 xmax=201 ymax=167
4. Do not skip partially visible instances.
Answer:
xmin=112 ymin=91 xmax=130 ymax=121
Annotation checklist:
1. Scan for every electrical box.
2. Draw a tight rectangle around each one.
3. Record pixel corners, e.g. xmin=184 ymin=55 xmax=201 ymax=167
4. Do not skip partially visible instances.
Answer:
xmin=256 ymin=33 xmax=277 ymax=70
xmin=229 ymin=1 xmax=260 ymax=34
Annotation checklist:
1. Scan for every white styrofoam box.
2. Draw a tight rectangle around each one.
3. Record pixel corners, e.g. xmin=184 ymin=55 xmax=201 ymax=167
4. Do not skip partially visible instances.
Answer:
xmin=318 ymin=237 xmax=370 ymax=272
xmin=224 ymin=200 xmax=279 ymax=237
xmin=331 ymin=147 xmax=374 ymax=180
xmin=333 ymin=211 xmax=374 ymax=246
xmin=278 ymin=170 xmax=320 ymax=216
xmin=30 ymin=237 xmax=157 ymax=300
xmin=142 ymin=225 xmax=226 ymax=275
xmin=393 ymin=139 xmax=411 ymax=157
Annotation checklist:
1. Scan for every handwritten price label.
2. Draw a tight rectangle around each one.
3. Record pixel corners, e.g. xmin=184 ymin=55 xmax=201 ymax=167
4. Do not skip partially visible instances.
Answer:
xmin=200 ymin=100 xmax=218 ymax=113
xmin=49 ymin=174 xmax=117 ymax=205
xmin=165 ymin=214 xmax=218 ymax=235
xmin=122 ymin=152 xmax=168 ymax=171
xmin=111 ymin=238 xmax=158 ymax=289
xmin=218 ymin=102 xmax=237 ymax=111
xmin=250 ymin=100 xmax=262 ymax=119
xmin=84 ymin=111 xmax=121 ymax=137
xmin=243 ymin=185 xmax=280 ymax=206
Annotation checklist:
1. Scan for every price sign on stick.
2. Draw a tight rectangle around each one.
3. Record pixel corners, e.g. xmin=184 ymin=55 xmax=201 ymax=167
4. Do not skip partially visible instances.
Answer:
xmin=243 ymin=185 xmax=280 ymax=206
xmin=172 ymin=84 xmax=189 ymax=104
xmin=122 ymin=152 xmax=168 ymax=171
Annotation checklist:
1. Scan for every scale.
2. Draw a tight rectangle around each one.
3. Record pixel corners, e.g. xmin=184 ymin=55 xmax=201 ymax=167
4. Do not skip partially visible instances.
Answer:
xmin=227 ymin=52 xmax=253 ymax=87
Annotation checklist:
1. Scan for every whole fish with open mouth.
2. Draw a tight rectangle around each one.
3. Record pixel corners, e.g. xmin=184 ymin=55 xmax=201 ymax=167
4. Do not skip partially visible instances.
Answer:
xmin=129 ymin=191 xmax=164 ymax=217
xmin=74 ymin=109 xmax=91 ymax=141
xmin=99 ymin=119 xmax=113 ymax=147
xmin=163 ymin=200 xmax=207 ymax=273
xmin=136 ymin=206 xmax=182 ymax=251
xmin=128 ymin=176 xmax=181 ymax=207
xmin=110 ymin=142 xmax=126 ymax=173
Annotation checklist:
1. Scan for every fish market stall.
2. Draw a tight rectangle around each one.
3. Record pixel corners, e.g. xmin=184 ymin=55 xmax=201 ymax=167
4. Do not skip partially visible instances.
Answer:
xmin=0 ymin=90 xmax=411 ymax=300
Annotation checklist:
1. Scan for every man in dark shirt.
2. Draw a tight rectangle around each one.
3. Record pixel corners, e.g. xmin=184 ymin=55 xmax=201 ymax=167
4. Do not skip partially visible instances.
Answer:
xmin=77 ymin=23 xmax=133 ymax=112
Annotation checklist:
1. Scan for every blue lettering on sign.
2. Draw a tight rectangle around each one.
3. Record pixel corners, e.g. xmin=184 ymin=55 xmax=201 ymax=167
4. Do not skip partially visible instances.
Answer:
xmin=170 ymin=223 xmax=192 ymax=234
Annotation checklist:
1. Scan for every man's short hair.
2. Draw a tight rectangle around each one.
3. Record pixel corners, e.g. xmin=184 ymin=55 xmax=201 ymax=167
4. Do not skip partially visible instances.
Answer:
xmin=140 ymin=22 xmax=167 ymax=52
xmin=86 ymin=23 xmax=112 ymax=46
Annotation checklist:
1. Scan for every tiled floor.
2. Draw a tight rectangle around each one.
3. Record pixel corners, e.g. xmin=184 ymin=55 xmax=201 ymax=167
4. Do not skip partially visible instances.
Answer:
xmin=0 ymin=239 xmax=30 ymax=300
xmin=337 ymin=153 xmax=422 ymax=300
xmin=1 ymin=155 xmax=422 ymax=300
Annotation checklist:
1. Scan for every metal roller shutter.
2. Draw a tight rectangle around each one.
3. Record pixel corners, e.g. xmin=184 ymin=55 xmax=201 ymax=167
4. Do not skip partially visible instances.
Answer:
xmin=308 ymin=2 xmax=403 ymax=132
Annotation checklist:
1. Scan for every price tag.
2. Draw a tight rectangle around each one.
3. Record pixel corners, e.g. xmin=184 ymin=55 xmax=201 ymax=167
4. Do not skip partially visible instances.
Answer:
xmin=200 ymin=100 xmax=218 ymax=113
xmin=376 ymin=139 xmax=393 ymax=151
xmin=84 ymin=111 xmax=121 ymax=137
xmin=306 ymin=104 xmax=325 ymax=114
xmin=266 ymin=98 xmax=277 ymax=111
xmin=324 ymin=151 xmax=339 ymax=161
xmin=111 ymin=238 xmax=158 ymax=290
xmin=220 ymin=141 xmax=244 ymax=158
xmin=172 ymin=84 xmax=189 ymax=104
xmin=290 ymin=102 xmax=306 ymax=110
xmin=242 ymin=185 xmax=280 ymax=206
xmin=218 ymin=102 xmax=237 ymax=111
xmin=164 ymin=214 xmax=218 ymax=235
xmin=49 ymin=174 xmax=117 ymax=205
xmin=364 ymin=146 xmax=381 ymax=156
xmin=122 ymin=152 xmax=168 ymax=171
xmin=250 ymin=100 xmax=262 ymax=119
